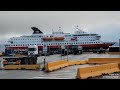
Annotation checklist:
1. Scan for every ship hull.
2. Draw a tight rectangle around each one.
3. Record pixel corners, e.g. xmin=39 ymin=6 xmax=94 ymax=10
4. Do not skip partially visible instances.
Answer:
xmin=80 ymin=43 xmax=114 ymax=49
xmin=6 ymin=43 xmax=114 ymax=51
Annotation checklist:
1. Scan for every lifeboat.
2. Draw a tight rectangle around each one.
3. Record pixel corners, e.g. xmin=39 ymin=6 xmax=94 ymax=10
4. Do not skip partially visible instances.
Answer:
xmin=54 ymin=37 xmax=64 ymax=40
xmin=43 ymin=37 xmax=53 ymax=41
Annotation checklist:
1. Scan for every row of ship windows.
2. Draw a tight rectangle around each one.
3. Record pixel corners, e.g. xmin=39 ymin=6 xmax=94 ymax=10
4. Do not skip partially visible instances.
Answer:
xmin=76 ymin=37 xmax=94 ymax=38
xmin=20 ymin=36 xmax=42 ymax=38
xmin=13 ymin=39 xmax=95 ymax=43
xmin=78 ymin=39 xmax=95 ymax=40
xmin=64 ymin=39 xmax=95 ymax=43
xmin=65 ymin=37 xmax=94 ymax=38
xmin=10 ymin=38 xmax=97 ymax=41
xmin=11 ymin=39 xmax=96 ymax=42
xmin=11 ymin=39 xmax=41 ymax=40
xmin=13 ymin=41 xmax=40 ymax=43
xmin=11 ymin=36 xmax=95 ymax=40
xmin=15 ymin=36 xmax=43 ymax=38
xmin=7 ymin=42 xmax=100 ymax=46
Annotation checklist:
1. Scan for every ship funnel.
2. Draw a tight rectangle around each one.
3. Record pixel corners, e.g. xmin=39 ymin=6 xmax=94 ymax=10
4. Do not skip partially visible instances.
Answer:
xmin=31 ymin=27 xmax=43 ymax=34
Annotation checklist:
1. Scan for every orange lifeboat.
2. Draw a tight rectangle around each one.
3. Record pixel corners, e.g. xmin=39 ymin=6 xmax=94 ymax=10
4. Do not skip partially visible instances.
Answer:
xmin=54 ymin=37 xmax=64 ymax=40
xmin=43 ymin=37 xmax=53 ymax=41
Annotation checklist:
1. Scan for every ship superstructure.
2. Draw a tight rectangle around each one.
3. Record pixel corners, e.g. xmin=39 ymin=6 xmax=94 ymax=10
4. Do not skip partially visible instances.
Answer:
xmin=4 ymin=25 xmax=115 ymax=52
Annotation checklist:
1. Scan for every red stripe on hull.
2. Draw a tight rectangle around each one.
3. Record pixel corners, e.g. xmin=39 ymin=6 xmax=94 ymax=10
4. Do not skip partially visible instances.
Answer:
xmin=6 ymin=47 xmax=28 ymax=50
xmin=48 ymin=46 xmax=61 ymax=48
xmin=80 ymin=44 xmax=113 ymax=48
xmin=6 ymin=43 xmax=113 ymax=50
xmin=38 ymin=46 xmax=43 ymax=49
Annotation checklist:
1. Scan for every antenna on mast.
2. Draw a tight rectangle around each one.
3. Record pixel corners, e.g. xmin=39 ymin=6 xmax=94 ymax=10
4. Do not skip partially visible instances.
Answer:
xmin=52 ymin=29 xmax=54 ymax=32
xmin=58 ymin=26 xmax=61 ymax=31
xmin=76 ymin=25 xmax=80 ymax=31
xmin=58 ymin=26 xmax=63 ymax=33
xmin=76 ymin=25 xmax=79 ymax=28
xmin=76 ymin=25 xmax=83 ymax=31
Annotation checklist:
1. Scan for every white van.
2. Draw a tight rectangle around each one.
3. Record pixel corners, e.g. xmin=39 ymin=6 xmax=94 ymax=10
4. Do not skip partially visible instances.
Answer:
xmin=28 ymin=45 xmax=38 ymax=55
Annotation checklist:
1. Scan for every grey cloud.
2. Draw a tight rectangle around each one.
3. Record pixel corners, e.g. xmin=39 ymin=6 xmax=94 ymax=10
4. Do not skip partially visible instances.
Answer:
xmin=89 ymin=24 xmax=120 ymax=42
xmin=0 ymin=11 xmax=120 ymax=42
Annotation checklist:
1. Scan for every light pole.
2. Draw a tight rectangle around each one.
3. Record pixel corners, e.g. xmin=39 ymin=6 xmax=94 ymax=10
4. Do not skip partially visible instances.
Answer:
xmin=67 ymin=45 xmax=69 ymax=62
xmin=58 ymin=44 xmax=62 ymax=60
xmin=61 ymin=45 xmax=65 ymax=60
xmin=119 ymin=39 xmax=120 ymax=54
xmin=42 ymin=43 xmax=47 ymax=70
xmin=61 ymin=45 xmax=63 ymax=59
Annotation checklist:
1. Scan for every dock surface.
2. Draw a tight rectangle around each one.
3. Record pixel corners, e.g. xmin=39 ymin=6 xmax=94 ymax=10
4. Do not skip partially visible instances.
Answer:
xmin=0 ymin=53 xmax=120 ymax=79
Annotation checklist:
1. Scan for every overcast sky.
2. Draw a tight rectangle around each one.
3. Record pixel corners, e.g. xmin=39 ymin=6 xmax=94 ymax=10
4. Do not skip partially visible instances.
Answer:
xmin=0 ymin=11 xmax=120 ymax=44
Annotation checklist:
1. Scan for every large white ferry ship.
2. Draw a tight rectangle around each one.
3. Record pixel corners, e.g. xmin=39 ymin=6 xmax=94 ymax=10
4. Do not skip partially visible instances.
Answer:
xmin=4 ymin=25 xmax=115 ymax=52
